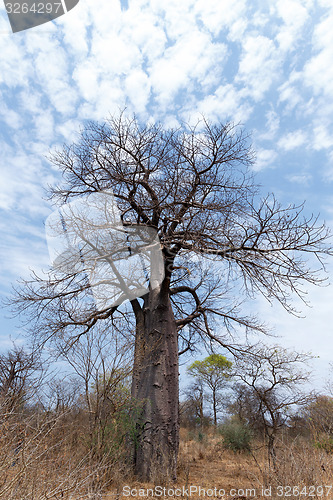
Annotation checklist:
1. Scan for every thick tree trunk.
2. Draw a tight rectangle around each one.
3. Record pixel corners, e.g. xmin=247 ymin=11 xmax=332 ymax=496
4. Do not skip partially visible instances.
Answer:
xmin=131 ymin=286 xmax=179 ymax=481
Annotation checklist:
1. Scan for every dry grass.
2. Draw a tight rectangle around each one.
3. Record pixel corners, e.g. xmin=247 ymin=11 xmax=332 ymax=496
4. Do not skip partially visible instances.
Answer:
xmin=104 ymin=428 xmax=333 ymax=500
xmin=0 ymin=410 xmax=131 ymax=499
xmin=2 ymin=423 xmax=333 ymax=499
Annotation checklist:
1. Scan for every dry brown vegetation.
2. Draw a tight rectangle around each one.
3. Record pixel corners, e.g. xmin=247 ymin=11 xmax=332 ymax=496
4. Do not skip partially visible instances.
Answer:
xmin=0 ymin=406 xmax=131 ymax=499
xmin=103 ymin=428 xmax=333 ymax=500
xmin=1 ymin=343 xmax=333 ymax=498
xmin=2 ymin=414 xmax=333 ymax=500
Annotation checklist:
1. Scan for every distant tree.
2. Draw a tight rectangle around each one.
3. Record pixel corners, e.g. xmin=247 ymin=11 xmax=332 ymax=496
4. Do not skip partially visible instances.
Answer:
xmin=0 ymin=346 xmax=41 ymax=414
xmin=187 ymin=354 xmax=232 ymax=426
xmin=180 ymin=379 xmax=211 ymax=428
xmin=304 ymin=395 xmax=333 ymax=436
xmin=53 ymin=325 xmax=133 ymax=455
xmin=229 ymin=383 xmax=268 ymax=433
xmin=233 ymin=345 xmax=314 ymax=468
xmin=11 ymin=114 xmax=333 ymax=480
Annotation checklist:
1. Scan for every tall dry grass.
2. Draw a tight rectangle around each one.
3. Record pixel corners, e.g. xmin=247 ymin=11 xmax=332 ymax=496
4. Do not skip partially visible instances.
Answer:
xmin=0 ymin=405 xmax=133 ymax=499
xmin=174 ymin=428 xmax=333 ymax=500
xmin=2 ymin=415 xmax=333 ymax=499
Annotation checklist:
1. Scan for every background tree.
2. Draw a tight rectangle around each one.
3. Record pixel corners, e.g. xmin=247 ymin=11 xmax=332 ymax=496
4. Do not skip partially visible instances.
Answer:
xmin=51 ymin=324 xmax=134 ymax=458
xmin=12 ymin=114 xmax=333 ymax=480
xmin=0 ymin=345 xmax=41 ymax=414
xmin=180 ymin=379 xmax=211 ymax=428
xmin=232 ymin=345 xmax=314 ymax=468
xmin=302 ymin=394 xmax=333 ymax=451
xmin=187 ymin=354 xmax=232 ymax=426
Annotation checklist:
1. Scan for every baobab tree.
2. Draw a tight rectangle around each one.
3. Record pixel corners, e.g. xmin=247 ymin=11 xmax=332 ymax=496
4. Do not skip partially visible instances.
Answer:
xmin=12 ymin=114 xmax=332 ymax=480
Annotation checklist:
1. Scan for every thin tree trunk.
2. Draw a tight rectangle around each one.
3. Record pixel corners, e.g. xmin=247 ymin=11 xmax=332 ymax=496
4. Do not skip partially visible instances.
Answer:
xmin=213 ymin=388 xmax=217 ymax=427
xmin=131 ymin=286 xmax=179 ymax=481
xmin=199 ymin=386 xmax=204 ymax=428
xmin=267 ymin=431 xmax=276 ymax=471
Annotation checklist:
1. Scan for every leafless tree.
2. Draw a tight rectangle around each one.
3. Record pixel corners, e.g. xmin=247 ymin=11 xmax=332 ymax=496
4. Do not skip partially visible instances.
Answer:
xmin=180 ymin=380 xmax=209 ymax=429
xmin=233 ymin=345 xmax=314 ymax=468
xmin=303 ymin=394 xmax=333 ymax=437
xmin=0 ymin=345 xmax=41 ymax=415
xmin=10 ymin=114 xmax=333 ymax=480
xmin=48 ymin=323 xmax=134 ymax=457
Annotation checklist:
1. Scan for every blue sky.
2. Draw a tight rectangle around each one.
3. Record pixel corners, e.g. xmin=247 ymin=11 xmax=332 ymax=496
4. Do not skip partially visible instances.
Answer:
xmin=0 ymin=0 xmax=333 ymax=389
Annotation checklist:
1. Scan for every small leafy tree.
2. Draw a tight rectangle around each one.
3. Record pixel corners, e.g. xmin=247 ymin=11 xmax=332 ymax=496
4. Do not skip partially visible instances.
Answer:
xmin=187 ymin=354 xmax=232 ymax=426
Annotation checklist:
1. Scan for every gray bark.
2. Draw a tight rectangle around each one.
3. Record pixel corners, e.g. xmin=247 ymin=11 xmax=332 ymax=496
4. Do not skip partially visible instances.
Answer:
xmin=131 ymin=285 xmax=179 ymax=481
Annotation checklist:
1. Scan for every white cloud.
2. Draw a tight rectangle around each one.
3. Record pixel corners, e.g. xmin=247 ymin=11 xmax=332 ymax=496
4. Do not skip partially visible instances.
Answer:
xmin=0 ymin=104 xmax=23 ymax=129
xmin=91 ymin=32 xmax=142 ymax=77
xmin=324 ymin=152 xmax=333 ymax=182
xmin=56 ymin=119 xmax=82 ymax=141
xmin=73 ymin=60 xmax=100 ymax=102
xmin=253 ymin=148 xmax=278 ymax=171
xmin=286 ymin=173 xmax=312 ymax=185
xmin=278 ymin=130 xmax=307 ymax=150
xmin=18 ymin=89 xmax=43 ymax=115
xmin=301 ymin=7 xmax=333 ymax=126
xmin=125 ymin=69 xmax=151 ymax=114
xmin=193 ymin=0 xmax=247 ymax=39
xmin=0 ymin=143 xmax=52 ymax=216
xmin=58 ymin=1 xmax=90 ymax=58
xmin=313 ymin=124 xmax=333 ymax=150
xmin=0 ymin=225 xmax=50 ymax=282
xmin=190 ymin=84 xmax=253 ymax=124
xmin=0 ymin=35 xmax=32 ymax=87
xmin=258 ymin=110 xmax=280 ymax=141
xmin=33 ymin=110 xmax=55 ymax=144
xmin=278 ymin=72 xmax=304 ymax=111
xmin=149 ymin=31 xmax=227 ymax=107
xmin=122 ymin=9 xmax=167 ymax=64
xmin=236 ymin=35 xmax=280 ymax=101
xmin=275 ymin=0 xmax=311 ymax=52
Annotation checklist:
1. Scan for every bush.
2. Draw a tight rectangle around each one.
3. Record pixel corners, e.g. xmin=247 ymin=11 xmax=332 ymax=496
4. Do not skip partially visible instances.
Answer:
xmin=186 ymin=430 xmax=206 ymax=443
xmin=219 ymin=421 xmax=252 ymax=453
xmin=314 ymin=433 xmax=333 ymax=453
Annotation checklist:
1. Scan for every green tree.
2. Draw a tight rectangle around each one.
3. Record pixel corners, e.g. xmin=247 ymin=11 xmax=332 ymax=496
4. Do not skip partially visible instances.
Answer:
xmin=188 ymin=354 xmax=232 ymax=426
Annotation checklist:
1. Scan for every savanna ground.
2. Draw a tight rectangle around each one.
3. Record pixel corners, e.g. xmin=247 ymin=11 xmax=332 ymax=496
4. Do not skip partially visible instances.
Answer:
xmin=104 ymin=428 xmax=333 ymax=500
xmin=2 ymin=417 xmax=333 ymax=500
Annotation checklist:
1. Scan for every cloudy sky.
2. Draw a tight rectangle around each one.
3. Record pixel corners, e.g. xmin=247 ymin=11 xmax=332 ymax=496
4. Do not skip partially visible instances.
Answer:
xmin=0 ymin=0 xmax=333 ymax=388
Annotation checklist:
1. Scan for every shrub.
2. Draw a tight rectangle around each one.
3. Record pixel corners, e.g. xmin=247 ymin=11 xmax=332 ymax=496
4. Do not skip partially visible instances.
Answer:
xmin=219 ymin=421 xmax=252 ymax=453
xmin=313 ymin=433 xmax=333 ymax=453
xmin=186 ymin=430 xmax=206 ymax=443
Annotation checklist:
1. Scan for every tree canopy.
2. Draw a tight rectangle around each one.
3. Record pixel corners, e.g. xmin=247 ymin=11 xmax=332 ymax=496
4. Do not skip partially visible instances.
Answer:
xmin=11 ymin=114 xmax=333 ymax=480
